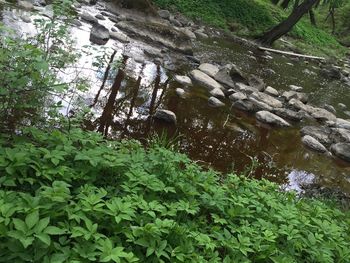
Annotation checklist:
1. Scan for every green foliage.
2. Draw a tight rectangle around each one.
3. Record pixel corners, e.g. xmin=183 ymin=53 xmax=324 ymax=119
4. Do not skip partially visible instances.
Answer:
xmin=0 ymin=128 xmax=349 ymax=262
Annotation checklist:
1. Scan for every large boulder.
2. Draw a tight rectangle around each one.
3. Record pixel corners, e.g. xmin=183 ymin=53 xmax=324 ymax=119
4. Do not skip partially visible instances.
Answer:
xmin=90 ymin=24 xmax=110 ymax=45
xmin=330 ymin=128 xmax=350 ymax=143
xmin=331 ymin=143 xmax=350 ymax=162
xmin=18 ymin=1 xmax=34 ymax=10
xmin=310 ymin=107 xmax=337 ymax=122
xmin=198 ymin=63 xmax=219 ymax=78
xmin=256 ymin=111 xmax=290 ymax=127
xmin=301 ymin=135 xmax=327 ymax=153
xmin=190 ymin=70 xmax=223 ymax=91
xmin=272 ymin=108 xmax=303 ymax=122
xmin=264 ymin=86 xmax=279 ymax=97
xmin=235 ymin=83 xmax=258 ymax=94
xmin=282 ymin=91 xmax=308 ymax=103
xmin=233 ymin=100 xmax=255 ymax=112
xmin=154 ymin=109 xmax=176 ymax=124
xmin=158 ymin=10 xmax=170 ymax=20
xmin=230 ymin=64 xmax=248 ymax=83
xmin=321 ymin=66 xmax=342 ymax=80
xmin=209 ymin=88 xmax=225 ymax=99
xmin=229 ymin=92 xmax=247 ymax=102
xmin=248 ymin=97 xmax=273 ymax=112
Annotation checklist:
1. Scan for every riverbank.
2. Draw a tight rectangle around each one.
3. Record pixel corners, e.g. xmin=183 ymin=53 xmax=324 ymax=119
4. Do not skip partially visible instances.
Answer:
xmin=153 ymin=0 xmax=349 ymax=59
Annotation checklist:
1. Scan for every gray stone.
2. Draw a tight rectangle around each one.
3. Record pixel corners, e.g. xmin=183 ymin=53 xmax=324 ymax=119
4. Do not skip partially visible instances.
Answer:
xmin=175 ymin=88 xmax=186 ymax=98
xmin=230 ymin=64 xmax=247 ymax=83
xmin=310 ymin=107 xmax=337 ymax=122
xmin=273 ymin=108 xmax=303 ymax=122
xmin=300 ymin=126 xmax=332 ymax=146
xmin=282 ymin=91 xmax=308 ymax=103
xmin=214 ymin=65 xmax=236 ymax=89
xmin=248 ymin=75 xmax=265 ymax=91
xmin=198 ymin=63 xmax=219 ymax=78
xmin=154 ymin=109 xmax=176 ymax=124
xmin=338 ymin=103 xmax=347 ymax=109
xmin=324 ymin=104 xmax=336 ymax=114
xmin=158 ymin=10 xmax=170 ymax=20
xmin=229 ymin=92 xmax=247 ymax=102
xmin=249 ymin=97 xmax=273 ymax=112
xmin=109 ymin=31 xmax=129 ymax=43
xmin=209 ymin=88 xmax=225 ymax=99
xmin=20 ymin=15 xmax=31 ymax=23
xmin=331 ymin=143 xmax=350 ymax=162
xmin=233 ymin=100 xmax=255 ymax=112
xmin=194 ymin=30 xmax=208 ymax=39
xmin=95 ymin=14 xmax=106 ymax=20
xmin=235 ymin=83 xmax=258 ymax=94
xmin=208 ymin=97 xmax=225 ymax=108
xmin=330 ymin=128 xmax=350 ymax=143
xmin=302 ymin=135 xmax=327 ymax=153
xmin=190 ymin=70 xmax=223 ymax=91
xmin=334 ymin=118 xmax=350 ymax=130
xmin=288 ymin=98 xmax=315 ymax=113
xmin=289 ymin=85 xmax=303 ymax=91
xmin=180 ymin=28 xmax=196 ymax=39
xmin=264 ymin=86 xmax=279 ymax=97
xmin=170 ymin=17 xmax=182 ymax=27
xmin=18 ymin=1 xmax=34 ymax=10
xmin=81 ymin=11 xmax=98 ymax=24
xmin=256 ymin=111 xmax=290 ymax=127
xmin=89 ymin=24 xmax=110 ymax=45
xmin=321 ymin=67 xmax=342 ymax=80
xmin=71 ymin=19 xmax=83 ymax=27
xmin=174 ymin=75 xmax=192 ymax=86
xmin=250 ymin=92 xmax=283 ymax=108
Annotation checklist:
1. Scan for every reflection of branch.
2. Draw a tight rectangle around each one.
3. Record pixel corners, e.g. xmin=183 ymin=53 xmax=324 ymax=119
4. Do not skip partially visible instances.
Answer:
xmin=223 ymin=104 xmax=234 ymax=128
xmin=91 ymin=50 xmax=117 ymax=107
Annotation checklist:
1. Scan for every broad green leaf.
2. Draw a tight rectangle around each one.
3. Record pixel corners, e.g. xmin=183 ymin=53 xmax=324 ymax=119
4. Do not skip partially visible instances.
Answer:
xmin=25 ymin=211 xmax=39 ymax=229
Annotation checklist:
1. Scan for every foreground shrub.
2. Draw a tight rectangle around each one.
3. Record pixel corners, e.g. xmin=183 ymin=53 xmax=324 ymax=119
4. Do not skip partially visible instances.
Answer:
xmin=0 ymin=128 xmax=349 ymax=262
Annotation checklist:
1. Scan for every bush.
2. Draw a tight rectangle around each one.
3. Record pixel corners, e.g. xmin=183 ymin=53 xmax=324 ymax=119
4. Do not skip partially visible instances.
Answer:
xmin=0 ymin=128 xmax=349 ymax=262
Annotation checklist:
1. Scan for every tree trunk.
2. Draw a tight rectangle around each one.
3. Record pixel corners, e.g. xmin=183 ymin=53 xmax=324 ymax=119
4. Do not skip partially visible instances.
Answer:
xmin=281 ymin=0 xmax=292 ymax=9
xmin=259 ymin=0 xmax=318 ymax=46
xmin=309 ymin=9 xmax=316 ymax=26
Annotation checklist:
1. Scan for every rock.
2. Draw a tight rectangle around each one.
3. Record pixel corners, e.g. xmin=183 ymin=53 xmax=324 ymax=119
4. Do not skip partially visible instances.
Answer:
xmin=175 ymin=88 xmax=186 ymax=98
xmin=229 ymin=64 xmax=247 ymax=83
xmin=334 ymin=118 xmax=350 ymax=130
xmin=321 ymin=67 xmax=342 ymax=80
xmin=263 ymin=68 xmax=276 ymax=76
xmin=310 ymin=107 xmax=337 ymax=122
xmin=345 ymin=111 xmax=350 ymax=117
xmin=330 ymin=128 xmax=350 ymax=143
xmin=214 ymin=65 xmax=236 ymax=89
xmin=154 ymin=109 xmax=176 ymax=124
xmin=209 ymin=88 xmax=225 ymax=99
xmin=338 ymin=103 xmax=347 ymax=109
xmin=249 ymin=97 xmax=273 ymax=112
xmin=300 ymin=126 xmax=332 ymax=146
xmin=144 ymin=48 xmax=163 ymax=58
xmin=186 ymin=55 xmax=200 ymax=64
xmin=256 ymin=111 xmax=290 ymax=127
xmin=229 ymin=92 xmax=247 ymax=102
xmin=198 ymin=63 xmax=219 ymax=78
xmin=248 ymin=75 xmax=265 ymax=91
xmin=18 ymin=1 xmax=34 ymax=10
xmin=116 ymin=21 xmax=192 ymax=55
xmin=20 ymin=15 xmax=31 ymax=23
xmin=190 ymin=70 xmax=223 ymax=91
xmin=233 ymin=100 xmax=255 ymax=112
xmin=273 ymin=108 xmax=303 ymax=122
xmin=71 ymin=19 xmax=83 ymax=27
xmin=109 ymin=31 xmax=130 ymax=43
xmin=282 ymin=91 xmax=308 ymax=103
xmin=289 ymin=85 xmax=303 ymax=91
xmin=235 ymin=83 xmax=258 ymax=94
xmin=302 ymin=135 xmax=327 ymax=153
xmin=250 ymin=92 xmax=283 ymax=108
xmin=180 ymin=28 xmax=196 ymax=39
xmin=81 ymin=11 xmax=98 ymax=24
xmin=331 ymin=143 xmax=350 ymax=162
xmin=264 ymin=86 xmax=279 ymax=97
xmin=158 ymin=10 xmax=170 ymax=20
xmin=208 ymin=97 xmax=225 ymax=108
xmin=194 ymin=30 xmax=208 ymax=39
xmin=95 ymin=14 xmax=105 ymax=20
xmin=324 ymin=104 xmax=336 ymax=114
xmin=89 ymin=24 xmax=110 ymax=45
xmin=174 ymin=75 xmax=192 ymax=86
xmin=109 ymin=16 xmax=120 ymax=23
xmin=170 ymin=17 xmax=182 ymax=27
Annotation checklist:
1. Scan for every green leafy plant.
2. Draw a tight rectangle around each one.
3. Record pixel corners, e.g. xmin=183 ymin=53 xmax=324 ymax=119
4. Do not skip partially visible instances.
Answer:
xmin=0 ymin=128 xmax=349 ymax=262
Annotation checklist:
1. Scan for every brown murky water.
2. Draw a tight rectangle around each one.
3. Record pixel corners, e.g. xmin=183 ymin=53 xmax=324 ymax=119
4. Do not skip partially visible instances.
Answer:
xmin=1 ymin=1 xmax=350 ymax=193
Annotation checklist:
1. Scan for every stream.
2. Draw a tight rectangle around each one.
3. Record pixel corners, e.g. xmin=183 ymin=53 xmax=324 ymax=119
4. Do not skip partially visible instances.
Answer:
xmin=1 ymin=0 xmax=350 ymax=194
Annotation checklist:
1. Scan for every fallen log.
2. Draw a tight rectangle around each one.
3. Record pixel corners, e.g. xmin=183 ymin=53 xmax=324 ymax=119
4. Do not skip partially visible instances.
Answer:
xmin=258 ymin=46 xmax=326 ymax=60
